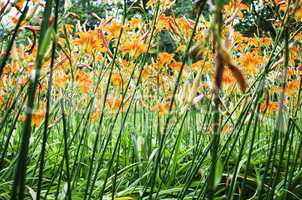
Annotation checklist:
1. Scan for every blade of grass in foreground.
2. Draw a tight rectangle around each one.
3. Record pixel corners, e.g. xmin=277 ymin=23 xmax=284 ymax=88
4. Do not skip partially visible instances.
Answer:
xmin=36 ymin=0 xmax=60 ymax=198
xmin=10 ymin=0 xmax=54 ymax=199
xmin=207 ymin=0 xmax=224 ymax=199
xmin=60 ymin=99 xmax=71 ymax=200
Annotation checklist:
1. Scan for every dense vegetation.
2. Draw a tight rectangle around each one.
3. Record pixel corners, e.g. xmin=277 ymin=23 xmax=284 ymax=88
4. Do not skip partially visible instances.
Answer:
xmin=0 ymin=0 xmax=302 ymax=199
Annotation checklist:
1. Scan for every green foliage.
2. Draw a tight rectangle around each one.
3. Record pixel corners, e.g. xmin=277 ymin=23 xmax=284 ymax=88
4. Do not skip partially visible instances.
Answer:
xmin=174 ymin=0 xmax=193 ymax=18
xmin=234 ymin=3 xmax=276 ymax=37
xmin=65 ymin=1 xmax=111 ymax=29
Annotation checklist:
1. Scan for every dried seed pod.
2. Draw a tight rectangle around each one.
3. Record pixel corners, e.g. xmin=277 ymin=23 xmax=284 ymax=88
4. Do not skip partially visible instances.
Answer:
xmin=228 ymin=64 xmax=247 ymax=92
xmin=219 ymin=47 xmax=248 ymax=93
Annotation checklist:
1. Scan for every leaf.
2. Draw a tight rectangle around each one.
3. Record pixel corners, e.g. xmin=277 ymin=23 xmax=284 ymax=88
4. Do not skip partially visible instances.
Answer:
xmin=188 ymin=69 xmax=202 ymax=103
xmin=214 ymin=158 xmax=223 ymax=188
xmin=228 ymin=64 xmax=247 ymax=92
xmin=26 ymin=186 xmax=37 ymax=200
xmin=115 ymin=197 xmax=134 ymax=200
xmin=149 ymin=148 xmax=158 ymax=161
xmin=38 ymin=27 xmax=55 ymax=57
xmin=228 ymin=159 xmax=246 ymax=200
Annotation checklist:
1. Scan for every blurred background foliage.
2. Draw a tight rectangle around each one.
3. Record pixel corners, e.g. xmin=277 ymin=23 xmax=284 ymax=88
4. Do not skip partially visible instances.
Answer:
xmin=62 ymin=0 xmax=301 ymax=37
xmin=1 ymin=0 xmax=301 ymax=49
